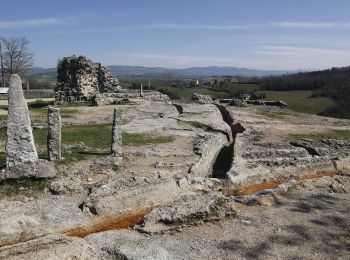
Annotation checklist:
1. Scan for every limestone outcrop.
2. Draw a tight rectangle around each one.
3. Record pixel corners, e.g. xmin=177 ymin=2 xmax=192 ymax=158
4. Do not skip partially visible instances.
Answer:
xmin=136 ymin=191 xmax=237 ymax=234
xmin=55 ymin=55 xmax=121 ymax=103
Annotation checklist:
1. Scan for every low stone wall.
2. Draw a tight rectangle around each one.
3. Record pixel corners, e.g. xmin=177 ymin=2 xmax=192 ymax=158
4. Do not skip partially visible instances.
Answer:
xmin=92 ymin=90 xmax=170 ymax=105
xmin=0 ymin=89 xmax=55 ymax=100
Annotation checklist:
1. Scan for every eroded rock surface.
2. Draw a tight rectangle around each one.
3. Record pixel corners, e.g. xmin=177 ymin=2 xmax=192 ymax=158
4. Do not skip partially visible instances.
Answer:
xmin=136 ymin=191 xmax=237 ymax=234
xmin=86 ymin=230 xmax=173 ymax=259
xmin=0 ymin=234 xmax=97 ymax=259
xmin=0 ymin=98 xmax=349 ymax=259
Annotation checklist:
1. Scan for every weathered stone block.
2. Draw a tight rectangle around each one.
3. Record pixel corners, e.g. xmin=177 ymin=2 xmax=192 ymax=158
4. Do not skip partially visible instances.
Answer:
xmin=6 ymin=74 xmax=38 ymax=168
xmin=47 ymin=106 xmax=61 ymax=161
xmin=111 ymin=108 xmax=122 ymax=157
xmin=0 ymin=159 xmax=56 ymax=181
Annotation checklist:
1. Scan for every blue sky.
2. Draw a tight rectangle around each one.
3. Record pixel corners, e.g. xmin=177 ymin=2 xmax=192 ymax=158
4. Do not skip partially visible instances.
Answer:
xmin=1 ymin=0 xmax=350 ymax=69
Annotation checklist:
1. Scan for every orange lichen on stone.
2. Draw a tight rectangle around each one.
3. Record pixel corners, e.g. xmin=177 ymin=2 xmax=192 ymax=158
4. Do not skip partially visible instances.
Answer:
xmin=232 ymin=170 xmax=337 ymax=196
xmin=0 ymin=235 xmax=38 ymax=248
xmin=63 ymin=208 xmax=153 ymax=238
xmin=232 ymin=178 xmax=287 ymax=196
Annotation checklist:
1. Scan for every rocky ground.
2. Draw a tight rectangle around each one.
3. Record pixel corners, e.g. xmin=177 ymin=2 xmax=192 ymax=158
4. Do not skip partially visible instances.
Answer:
xmin=0 ymin=98 xmax=349 ymax=259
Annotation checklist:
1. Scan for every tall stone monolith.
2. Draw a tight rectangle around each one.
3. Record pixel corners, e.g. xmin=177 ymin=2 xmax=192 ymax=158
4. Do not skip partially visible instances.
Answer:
xmin=140 ymin=83 xmax=144 ymax=97
xmin=47 ymin=106 xmax=61 ymax=161
xmin=6 ymin=74 xmax=38 ymax=168
xmin=111 ymin=108 xmax=122 ymax=157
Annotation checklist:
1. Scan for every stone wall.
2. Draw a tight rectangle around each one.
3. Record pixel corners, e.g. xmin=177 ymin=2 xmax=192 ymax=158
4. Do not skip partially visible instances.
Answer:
xmin=55 ymin=56 xmax=121 ymax=103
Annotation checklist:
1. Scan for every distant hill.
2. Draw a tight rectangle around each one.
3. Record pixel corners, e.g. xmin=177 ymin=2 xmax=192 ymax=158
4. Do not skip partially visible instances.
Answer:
xmin=107 ymin=65 xmax=300 ymax=77
xmin=28 ymin=65 xmax=300 ymax=77
xmin=261 ymin=66 xmax=350 ymax=119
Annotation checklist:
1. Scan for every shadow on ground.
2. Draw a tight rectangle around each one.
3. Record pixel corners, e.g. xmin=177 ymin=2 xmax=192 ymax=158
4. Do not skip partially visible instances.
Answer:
xmin=219 ymin=192 xmax=350 ymax=259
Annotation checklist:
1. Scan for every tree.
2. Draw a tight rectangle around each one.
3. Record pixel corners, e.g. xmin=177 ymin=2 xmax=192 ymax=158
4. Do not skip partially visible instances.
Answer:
xmin=0 ymin=36 xmax=33 ymax=76
xmin=0 ymin=40 xmax=4 ymax=87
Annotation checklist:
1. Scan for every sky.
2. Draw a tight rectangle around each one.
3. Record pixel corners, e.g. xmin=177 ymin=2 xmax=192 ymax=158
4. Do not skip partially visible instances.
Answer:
xmin=1 ymin=0 xmax=350 ymax=70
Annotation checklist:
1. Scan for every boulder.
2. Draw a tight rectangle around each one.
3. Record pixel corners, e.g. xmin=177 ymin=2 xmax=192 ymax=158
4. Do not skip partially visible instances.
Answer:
xmin=136 ymin=191 xmax=237 ymax=234
xmin=191 ymin=93 xmax=213 ymax=104
xmin=229 ymin=99 xmax=248 ymax=107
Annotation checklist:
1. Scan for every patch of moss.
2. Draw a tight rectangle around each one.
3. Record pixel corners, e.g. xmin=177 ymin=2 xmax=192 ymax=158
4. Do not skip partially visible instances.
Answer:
xmin=60 ymin=108 xmax=79 ymax=118
xmin=28 ymin=100 xmax=53 ymax=109
xmin=123 ymin=132 xmax=175 ymax=146
xmin=56 ymin=148 xmax=92 ymax=165
xmin=177 ymin=119 xmax=217 ymax=133
xmin=0 ymin=179 xmax=50 ymax=197
xmin=289 ymin=130 xmax=350 ymax=141
xmin=0 ymin=152 xmax=5 ymax=168
xmin=257 ymin=110 xmax=294 ymax=119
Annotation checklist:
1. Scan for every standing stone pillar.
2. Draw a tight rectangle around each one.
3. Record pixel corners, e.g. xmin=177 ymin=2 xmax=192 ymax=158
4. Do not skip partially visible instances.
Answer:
xmin=111 ymin=108 xmax=122 ymax=157
xmin=6 ymin=74 xmax=38 ymax=168
xmin=140 ymin=83 xmax=144 ymax=97
xmin=47 ymin=106 xmax=62 ymax=161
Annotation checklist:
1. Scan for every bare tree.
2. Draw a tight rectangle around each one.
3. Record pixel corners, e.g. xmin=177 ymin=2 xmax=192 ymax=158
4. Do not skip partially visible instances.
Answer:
xmin=0 ymin=41 xmax=4 ymax=87
xmin=1 ymin=36 xmax=34 ymax=76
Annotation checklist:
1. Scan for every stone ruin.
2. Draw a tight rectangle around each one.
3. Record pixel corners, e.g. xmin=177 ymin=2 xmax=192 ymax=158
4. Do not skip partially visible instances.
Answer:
xmin=1 ymin=74 xmax=124 ymax=180
xmin=55 ymin=55 xmax=121 ymax=103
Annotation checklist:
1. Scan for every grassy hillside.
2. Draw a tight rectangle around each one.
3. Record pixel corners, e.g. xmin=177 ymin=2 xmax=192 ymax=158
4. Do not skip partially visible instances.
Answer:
xmin=260 ymin=90 xmax=335 ymax=114
xmin=261 ymin=66 xmax=350 ymax=119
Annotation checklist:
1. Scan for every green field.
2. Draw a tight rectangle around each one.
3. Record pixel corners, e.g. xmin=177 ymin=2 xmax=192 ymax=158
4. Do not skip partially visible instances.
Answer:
xmin=259 ymin=90 xmax=335 ymax=114
xmin=0 ymin=124 xmax=175 ymax=166
xmin=224 ymin=83 xmax=259 ymax=92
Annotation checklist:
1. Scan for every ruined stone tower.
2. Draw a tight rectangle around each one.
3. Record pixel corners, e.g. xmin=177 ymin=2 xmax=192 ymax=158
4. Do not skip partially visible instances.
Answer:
xmin=55 ymin=55 xmax=121 ymax=103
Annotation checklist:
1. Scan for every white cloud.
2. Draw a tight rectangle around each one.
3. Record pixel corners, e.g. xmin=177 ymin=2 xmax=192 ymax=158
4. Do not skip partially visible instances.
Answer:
xmin=116 ymin=22 xmax=350 ymax=31
xmin=270 ymin=22 xmax=350 ymax=29
xmin=253 ymin=46 xmax=350 ymax=56
xmin=250 ymin=45 xmax=350 ymax=69
xmin=0 ymin=18 xmax=61 ymax=28
xmin=104 ymin=22 xmax=350 ymax=31
xmin=109 ymin=53 xmax=249 ymax=68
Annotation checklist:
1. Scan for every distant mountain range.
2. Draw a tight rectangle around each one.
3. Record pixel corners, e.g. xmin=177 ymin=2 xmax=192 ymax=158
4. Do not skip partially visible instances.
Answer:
xmin=28 ymin=65 xmax=304 ymax=77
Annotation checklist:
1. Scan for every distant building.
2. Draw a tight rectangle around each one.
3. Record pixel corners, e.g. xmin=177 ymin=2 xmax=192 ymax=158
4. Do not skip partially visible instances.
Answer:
xmin=190 ymin=79 xmax=200 ymax=87
xmin=0 ymin=88 xmax=9 ymax=94
xmin=240 ymin=94 xmax=251 ymax=100
xmin=0 ymin=88 xmax=9 ymax=100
